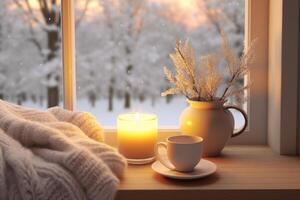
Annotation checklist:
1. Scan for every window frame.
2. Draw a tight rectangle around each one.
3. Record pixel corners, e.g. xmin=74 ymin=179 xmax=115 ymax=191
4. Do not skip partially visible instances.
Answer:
xmin=62 ymin=0 xmax=269 ymax=145
xmin=62 ymin=0 xmax=76 ymax=111
xmin=268 ymin=0 xmax=300 ymax=155
xmin=229 ymin=0 xmax=269 ymax=145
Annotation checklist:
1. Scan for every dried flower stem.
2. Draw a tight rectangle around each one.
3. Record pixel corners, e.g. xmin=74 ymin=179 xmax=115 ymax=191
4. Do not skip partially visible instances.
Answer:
xmin=162 ymin=32 xmax=256 ymax=103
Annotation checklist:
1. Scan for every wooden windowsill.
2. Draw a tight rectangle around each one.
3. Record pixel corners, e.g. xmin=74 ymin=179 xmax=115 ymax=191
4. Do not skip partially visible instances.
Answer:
xmin=114 ymin=145 xmax=300 ymax=200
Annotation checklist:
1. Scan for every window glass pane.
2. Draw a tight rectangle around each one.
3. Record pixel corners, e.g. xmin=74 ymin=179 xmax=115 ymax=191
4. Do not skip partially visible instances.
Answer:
xmin=75 ymin=0 xmax=245 ymax=127
xmin=1 ymin=0 xmax=63 ymax=108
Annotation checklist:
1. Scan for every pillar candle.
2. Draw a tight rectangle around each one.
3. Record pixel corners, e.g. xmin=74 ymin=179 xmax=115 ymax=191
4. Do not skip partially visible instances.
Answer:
xmin=117 ymin=113 xmax=157 ymax=162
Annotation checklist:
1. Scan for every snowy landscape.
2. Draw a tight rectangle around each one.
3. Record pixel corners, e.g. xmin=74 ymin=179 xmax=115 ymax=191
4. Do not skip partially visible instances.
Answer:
xmin=0 ymin=0 xmax=245 ymax=126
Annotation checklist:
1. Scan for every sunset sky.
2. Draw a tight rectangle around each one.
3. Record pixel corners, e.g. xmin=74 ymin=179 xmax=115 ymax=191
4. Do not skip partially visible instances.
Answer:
xmin=14 ymin=0 xmax=206 ymax=30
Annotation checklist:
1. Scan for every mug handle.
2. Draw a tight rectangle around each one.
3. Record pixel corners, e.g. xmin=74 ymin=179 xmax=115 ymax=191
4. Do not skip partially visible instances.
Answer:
xmin=224 ymin=106 xmax=248 ymax=138
xmin=155 ymin=142 xmax=175 ymax=170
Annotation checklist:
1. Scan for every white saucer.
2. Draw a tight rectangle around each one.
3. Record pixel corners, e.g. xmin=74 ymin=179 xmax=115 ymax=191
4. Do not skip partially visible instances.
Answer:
xmin=151 ymin=159 xmax=217 ymax=180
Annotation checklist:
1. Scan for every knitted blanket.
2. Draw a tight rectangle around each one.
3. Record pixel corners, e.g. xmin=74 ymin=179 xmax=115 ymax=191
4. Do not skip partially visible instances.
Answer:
xmin=0 ymin=100 xmax=126 ymax=200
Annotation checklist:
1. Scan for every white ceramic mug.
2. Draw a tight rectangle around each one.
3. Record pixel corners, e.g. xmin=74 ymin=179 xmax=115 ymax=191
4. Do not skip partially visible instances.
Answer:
xmin=156 ymin=135 xmax=203 ymax=172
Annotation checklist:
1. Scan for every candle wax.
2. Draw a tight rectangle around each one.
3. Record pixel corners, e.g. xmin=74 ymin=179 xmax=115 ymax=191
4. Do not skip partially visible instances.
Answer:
xmin=117 ymin=113 xmax=157 ymax=159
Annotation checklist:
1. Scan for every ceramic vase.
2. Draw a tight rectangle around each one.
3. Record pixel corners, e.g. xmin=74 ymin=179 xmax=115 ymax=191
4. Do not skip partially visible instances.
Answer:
xmin=179 ymin=100 xmax=248 ymax=157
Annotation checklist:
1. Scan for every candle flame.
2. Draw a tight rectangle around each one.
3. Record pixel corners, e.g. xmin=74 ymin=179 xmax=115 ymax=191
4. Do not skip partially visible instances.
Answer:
xmin=135 ymin=112 xmax=140 ymax=121
xmin=186 ymin=121 xmax=193 ymax=126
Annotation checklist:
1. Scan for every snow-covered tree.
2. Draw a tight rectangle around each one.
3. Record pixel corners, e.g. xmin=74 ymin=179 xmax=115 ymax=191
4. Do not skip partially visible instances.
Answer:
xmin=11 ymin=0 xmax=91 ymax=107
xmin=196 ymin=0 xmax=245 ymax=104
xmin=0 ymin=0 xmax=245 ymax=113
xmin=131 ymin=2 xmax=184 ymax=103
xmin=0 ymin=1 xmax=7 ymax=99
xmin=201 ymin=0 xmax=244 ymax=55
xmin=12 ymin=0 xmax=62 ymax=107
xmin=81 ymin=0 xmax=183 ymax=111
xmin=0 ymin=1 xmax=40 ymax=104
xmin=99 ymin=0 xmax=147 ymax=109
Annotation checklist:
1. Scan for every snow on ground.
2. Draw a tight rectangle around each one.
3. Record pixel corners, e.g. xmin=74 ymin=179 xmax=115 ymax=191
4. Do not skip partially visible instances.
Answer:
xmin=77 ymin=97 xmax=188 ymax=127
xmin=23 ymin=97 xmax=244 ymax=129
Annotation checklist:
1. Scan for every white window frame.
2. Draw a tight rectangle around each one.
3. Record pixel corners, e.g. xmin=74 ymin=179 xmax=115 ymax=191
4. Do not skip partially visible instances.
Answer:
xmin=61 ymin=0 xmax=269 ymax=145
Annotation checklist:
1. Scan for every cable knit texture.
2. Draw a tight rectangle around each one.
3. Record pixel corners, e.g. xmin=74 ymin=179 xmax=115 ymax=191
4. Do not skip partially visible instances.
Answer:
xmin=0 ymin=100 xmax=127 ymax=200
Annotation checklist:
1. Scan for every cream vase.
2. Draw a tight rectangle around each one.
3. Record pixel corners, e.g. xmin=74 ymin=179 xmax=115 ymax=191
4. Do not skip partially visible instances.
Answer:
xmin=179 ymin=100 xmax=248 ymax=157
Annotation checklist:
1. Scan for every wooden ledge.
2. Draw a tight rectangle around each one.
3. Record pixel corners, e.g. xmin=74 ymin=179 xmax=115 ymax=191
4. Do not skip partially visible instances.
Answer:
xmin=115 ymin=145 xmax=300 ymax=200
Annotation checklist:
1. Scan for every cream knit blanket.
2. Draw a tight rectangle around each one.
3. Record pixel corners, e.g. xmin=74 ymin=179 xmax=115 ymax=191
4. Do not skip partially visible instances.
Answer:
xmin=0 ymin=100 xmax=126 ymax=200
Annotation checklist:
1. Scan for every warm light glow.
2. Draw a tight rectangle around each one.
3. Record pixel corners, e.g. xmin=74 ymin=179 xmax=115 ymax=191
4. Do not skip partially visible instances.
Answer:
xmin=134 ymin=112 xmax=140 ymax=121
xmin=117 ymin=113 xmax=157 ymax=159
xmin=186 ymin=121 xmax=193 ymax=126
xmin=24 ymin=0 xmax=100 ymax=9
xmin=23 ymin=0 xmax=40 ymax=9
xmin=11 ymin=0 xmax=206 ymax=30
xmin=151 ymin=0 xmax=207 ymax=30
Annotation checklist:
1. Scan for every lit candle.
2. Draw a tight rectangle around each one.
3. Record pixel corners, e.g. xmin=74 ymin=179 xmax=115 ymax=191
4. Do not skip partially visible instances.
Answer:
xmin=117 ymin=113 xmax=158 ymax=164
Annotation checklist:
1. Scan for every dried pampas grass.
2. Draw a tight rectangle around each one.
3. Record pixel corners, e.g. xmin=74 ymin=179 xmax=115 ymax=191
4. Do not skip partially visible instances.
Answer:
xmin=161 ymin=32 xmax=256 ymax=103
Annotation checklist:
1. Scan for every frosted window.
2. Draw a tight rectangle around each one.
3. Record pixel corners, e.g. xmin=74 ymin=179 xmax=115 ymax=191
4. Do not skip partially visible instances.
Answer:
xmin=75 ymin=0 xmax=245 ymax=127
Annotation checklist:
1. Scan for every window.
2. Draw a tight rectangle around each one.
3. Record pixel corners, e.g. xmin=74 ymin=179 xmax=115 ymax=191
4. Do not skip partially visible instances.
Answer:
xmin=75 ymin=0 xmax=247 ymax=128
xmin=1 ymin=0 xmax=269 ymax=144
xmin=72 ymin=0 xmax=269 ymax=145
